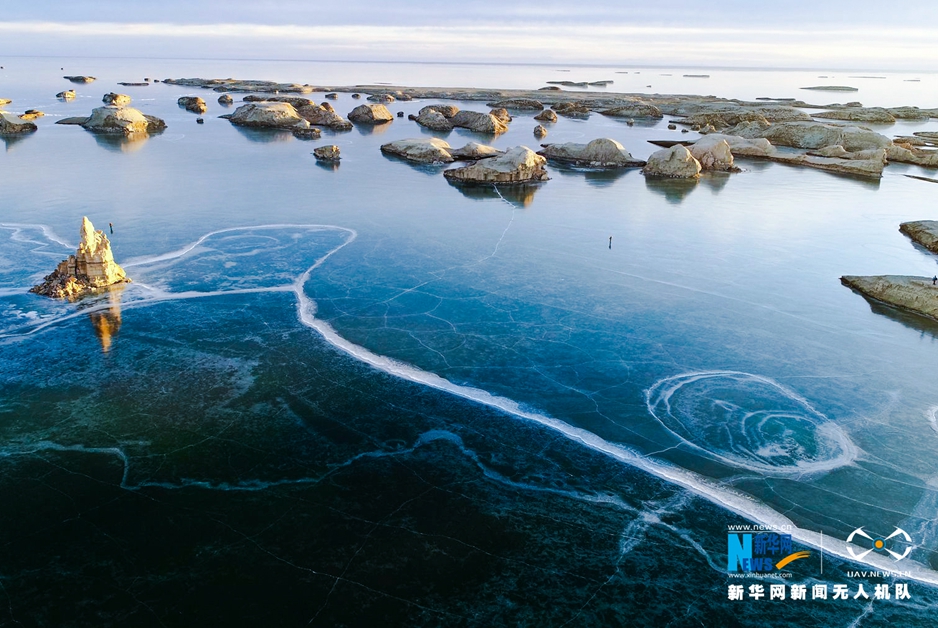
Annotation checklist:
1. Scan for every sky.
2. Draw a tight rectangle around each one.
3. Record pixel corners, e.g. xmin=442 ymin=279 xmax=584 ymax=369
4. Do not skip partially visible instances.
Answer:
xmin=2 ymin=1 xmax=937 ymax=70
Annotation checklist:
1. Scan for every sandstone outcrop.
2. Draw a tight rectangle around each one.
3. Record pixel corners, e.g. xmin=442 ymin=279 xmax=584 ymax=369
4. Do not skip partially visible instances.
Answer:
xmin=419 ymin=105 xmax=459 ymax=118
xmin=443 ymin=146 xmax=548 ymax=184
xmin=178 ymin=96 xmax=208 ymax=114
xmin=552 ymin=102 xmax=590 ymax=119
xmin=313 ymin=145 xmax=341 ymax=161
xmin=82 ymin=106 xmax=166 ymax=136
xmin=451 ymin=110 xmax=508 ymax=134
xmin=841 ymin=275 xmax=938 ymax=321
xmin=0 ymin=112 xmax=38 ymax=134
xmin=295 ymin=104 xmax=353 ymax=131
xmin=600 ymin=101 xmax=663 ymax=119
xmin=64 ymin=75 xmax=95 ymax=83
xmin=538 ymin=138 xmax=645 ymax=168
xmin=449 ymin=142 xmax=503 ymax=160
xmin=348 ymin=104 xmax=394 ymax=124
xmin=103 ymin=92 xmax=131 ymax=106
xmin=381 ymin=138 xmax=454 ymax=164
xmin=885 ymin=145 xmax=938 ymax=168
xmin=726 ymin=121 xmax=892 ymax=152
xmin=242 ymin=95 xmax=314 ymax=108
xmin=688 ymin=136 xmax=737 ymax=171
xmin=30 ymin=217 xmax=130 ymax=299
xmin=227 ymin=102 xmax=310 ymax=129
xmin=900 ymin=221 xmax=938 ymax=253
xmin=487 ymin=98 xmax=544 ymax=110
xmin=489 ymin=108 xmax=512 ymax=124
xmin=57 ymin=90 xmax=76 ymax=100
xmin=534 ymin=109 xmax=558 ymax=123
xmin=642 ymin=145 xmax=702 ymax=178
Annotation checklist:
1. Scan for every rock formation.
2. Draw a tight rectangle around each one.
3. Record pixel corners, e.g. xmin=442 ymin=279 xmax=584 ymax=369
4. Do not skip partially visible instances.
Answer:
xmin=0 ymin=98 xmax=11 ymax=106
xmin=900 ymin=221 xmax=938 ymax=254
xmin=415 ymin=109 xmax=453 ymax=131
xmin=534 ymin=109 xmax=558 ymax=123
xmin=487 ymin=98 xmax=544 ymax=110
xmin=381 ymin=138 xmax=455 ymax=164
xmin=20 ymin=110 xmax=44 ymax=121
xmin=103 ymin=93 xmax=132 ymax=106
xmin=538 ymin=138 xmax=645 ymax=168
xmin=64 ymin=75 xmax=95 ymax=83
xmin=30 ymin=217 xmax=130 ymax=299
xmin=367 ymin=94 xmax=396 ymax=103
xmin=348 ymin=104 xmax=394 ymax=124
xmin=178 ymin=96 xmax=208 ymax=114
xmin=295 ymin=104 xmax=353 ymax=131
xmin=443 ymin=146 xmax=549 ymax=184
xmin=420 ymin=105 xmax=460 ymax=119
xmin=534 ymin=124 xmax=547 ymax=139
xmin=642 ymin=145 xmax=702 ymax=178
xmin=226 ymin=102 xmax=310 ymax=130
xmin=0 ymin=112 xmax=38 ymax=134
xmin=451 ymin=110 xmax=508 ymax=134
xmin=600 ymin=101 xmax=663 ymax=119
xmin=814 ymin=108 xmax=896 ymax=124
xmin=841 ymin=275 xmax=938 ymax=321
xmin=490 ymin=108 xmax=512 ymax=124
xmin=243 ymin=95 xmax=314 ymax=108
xmin=292 ymin=127 xmax=322 ymax=140
xmin=313 ymin=145 xmax=341 ymax=161
xmin=552 ymin=102 xmax=590 ymax=119
xmin=57 ymin=90 xmax=76 ymax=100
xmin=80 ymin=106 xmax=166 ymax=136
xmin=688 ymin=136 xmax=737 ymax=171
xmin=218 ymin=94 xmax=234 ymax=105
xmin=449 ymin=142 xmax=503 ymax=160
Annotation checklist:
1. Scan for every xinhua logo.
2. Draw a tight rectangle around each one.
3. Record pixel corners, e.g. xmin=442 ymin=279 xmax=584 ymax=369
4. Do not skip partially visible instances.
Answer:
xmin=846 ymin=527 xmax=912 ymax=561
xmin=728 ymin=533 xmax=811 ymax=573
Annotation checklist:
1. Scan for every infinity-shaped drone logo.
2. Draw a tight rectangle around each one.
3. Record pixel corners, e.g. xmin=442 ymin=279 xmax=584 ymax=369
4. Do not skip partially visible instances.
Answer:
xmin=846 ymin=527 xmax=912 ymax=561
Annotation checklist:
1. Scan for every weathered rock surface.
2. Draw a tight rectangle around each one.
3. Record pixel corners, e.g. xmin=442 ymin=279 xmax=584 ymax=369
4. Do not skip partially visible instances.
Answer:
xmin=689 ymin=135 xmax=737 ymax=171
xmin=538 ymin=138 xmax=645 ymax=168
xmin=295 ymin=104 xmax=353 ymax=131
xmin=534 ymin=109 xmax=558 ymax=123
xmin=0 ymin=98 xmax=11 ymax=106
xmin=102 ymin=92 xmax=131 ymax=106
xmin=419 ymin=105 xmax=459 ymax=119
xmin=443 ymin=146 xmax=548 ymax=184
xmin=885 ymin=145 xmax=938 ymax=168
xmin=242 ymin=95 xmax=314 ymax=108
xmin=814 ymin=107 xmax=896 ymax=124
xmin=728 ymin=121 xmax=892 ymax=152
xmin=19 ymin=110 xmax=44 ymax=121
xmin=678 ymin=111 xmax=769 ymax=129
xmin=552 ymin=102 xmax=590 ymax=119
xmin=64 ymin=75 xmax=95 ymax=83
xmin=451 ymin=110 xmax=508 ymax=134
xmin=178 ymin=96 xmax=208 ymax=114
xmin=313 ymin=145 xmax=341 ymax=161
xmin=490 ymin=108 xmax=512 ymax=124
xmin=367 ymin=93 xmax=396 ymax=103
xmin=415 ymin=109 xmax=453 ymax=131
xmin=801 ymin=85 xmax=858 ymax=92
xmin=292 ymin=127 xmax=322 ymax=140
xmin=600 ymin=101 xmax=663 ymax=119
xmin=57 ymin=90 xmax=76 ymax=100
xmin=487 ymin=98 xmax=543 ymax=110
xmin=164 ymin=78 xmax=312 ymax=93
xmin=30 ymin=217 xmax=129 ymax=299
xmin=841 ymin=275 xmax=938 ymax=321
xmin=534 ymin=124 xmax=547 ymax=139
xmin=887 ymin=106 xmax=931 ymax=120
xmin=900 ymin=221 xmax=938 ymax=253
xmin=0 ymin=112 xmax=38 ymax=134
xmin=227 ymin=102 xmax=310 ymax=129
xmin=348 ymin=104 xmax=393 ymax=124
xmin=449 ymin=142 xmax=503 ymax=160
xmin=56 ymin=116 xmax=91 ymax=126
xmin=82 ymin=106 xmax=165 ymax=136
xmin=218 ymin=94 xmax=234 ymax=105
xmin=381 ymin=138 xmax=454 ymax=164
xmin=642 ymin=145 xmax=702 ymax=178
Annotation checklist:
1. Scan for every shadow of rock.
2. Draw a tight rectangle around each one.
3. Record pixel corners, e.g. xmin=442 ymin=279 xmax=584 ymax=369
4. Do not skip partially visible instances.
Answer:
xmin=1 ymin=133 xmax=32 ymax=152
xmin=315 ymin=160 xmax=340 ymax=173
xmin=85 ymin=285 xmax=124 ymax=353
xmin=446 ymin=180 xmax=543 ymax=207
xmin=700 ymin=171 xmax=732 ymax=194
xmin=354 ymin=122 xmax=392 ymax=136
xmin=856 ymin=292 xmax=938 ymax=340
xmin=380 ymin=152 xmax=449 ymax=177
xmin=549 ymin=164 xmax=637 ymax=188
xmin=91 ymin=133 xmax=149 ymax=153
xmin=644 ymin=177 xmax=699 ymax=204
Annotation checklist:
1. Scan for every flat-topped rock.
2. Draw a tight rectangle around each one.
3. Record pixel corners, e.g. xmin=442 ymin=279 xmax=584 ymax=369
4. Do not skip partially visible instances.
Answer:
xmin=642 ymin=145 xmax=701 ymax=178
xmin=381 ymin=138 xmax=454 ymax=164
xmin=448 ymin=142 xmax=503 ymax=160
xmin=348 ymin=104 xmax=393 ymax=124
xmin=841 ymin=275 xmax=938 ymax=321
xmin=552 ymin=102 xmax=590 ymax=119
xmin=0 ymin=98 xmax=11 ymax=106
xmin=727 ymin=121 xmax=892 ymax=152
xmin=600 ymin=101 xmax=663 ymax=119
xmin=242 ymin=95 xmax=313 ymax=108
xmin=415 ymin=109 xmax=453 ymax=131
xmin=30 ymin=217 xmax=130 ymax=299
xmin=900 ymin=221 xmax=938 ymax=254
xmin=0 ymin=112 xmax=38 ymax=134
xmin=164 ymin=78 xmax=313 ymax=94
xmin=227 ymin=102 xmax=310 ymax=129
xmin=313 ymin=145 xmax=341 ymax=162
xmin=57 ymin=90 xmax=76 ymax=100
xmin=443 ymin=146 xmax=548 ymax=184
xmin=486 ymin=98 xmax=543 ymax=110
xmin=814 ymin=107 xmax=896 ymax=124
xmin=801 ymin=85 xmax=858 ymax=92
xmin=82 ymin=105 xmax=165 ymax=136
xmin=538 ymin=138 xmax=645 ymax=168
xmin=64 ymin=75 xmax=95 ymax=83
xmin=419 ymin=105 xmax=459 ymax=118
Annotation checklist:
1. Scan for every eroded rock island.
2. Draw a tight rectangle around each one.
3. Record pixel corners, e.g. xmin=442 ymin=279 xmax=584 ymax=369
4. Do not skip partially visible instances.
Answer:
xmin=30 ymin=217 xmax=130 ymax=299
xmin=841 ymin=275 xmax=938 ymax=321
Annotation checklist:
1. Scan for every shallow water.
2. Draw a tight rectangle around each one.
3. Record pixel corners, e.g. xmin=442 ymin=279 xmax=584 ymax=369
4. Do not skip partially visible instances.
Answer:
xmin=2 ymin=57 xmax=938 ymax=626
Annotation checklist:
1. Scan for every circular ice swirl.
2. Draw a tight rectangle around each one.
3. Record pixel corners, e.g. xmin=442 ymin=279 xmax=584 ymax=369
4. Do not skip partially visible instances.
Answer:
xmin=646 ymin=371 xmax=857 ymax=475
